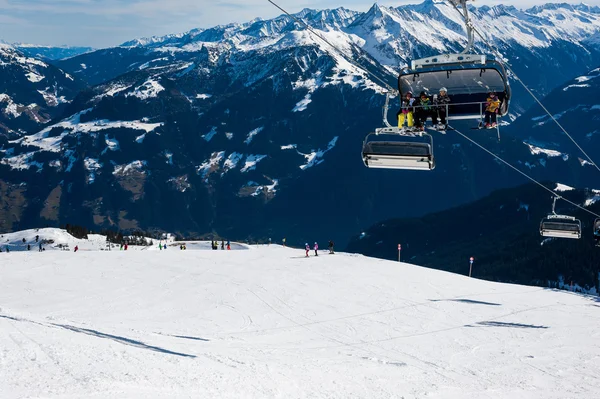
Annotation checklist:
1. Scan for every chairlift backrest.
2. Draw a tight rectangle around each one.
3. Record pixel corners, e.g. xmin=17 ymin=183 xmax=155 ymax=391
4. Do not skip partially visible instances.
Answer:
xmin=362 ymin=130 xmax=435 ymax=171
xmin=540 ymin=215 xmax=582 ymax=239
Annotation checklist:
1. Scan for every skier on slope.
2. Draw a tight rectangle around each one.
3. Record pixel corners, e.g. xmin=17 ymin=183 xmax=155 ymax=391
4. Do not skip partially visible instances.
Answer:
xmin=305 ymin=243 xmax=310 ymax=257
xmin=314 ymin=242 xmax=319 ymax=257
xmin=484 ymin=91 xmax=501 ymax=128
xmin=328 ymin=240 xmax=334 ymax=254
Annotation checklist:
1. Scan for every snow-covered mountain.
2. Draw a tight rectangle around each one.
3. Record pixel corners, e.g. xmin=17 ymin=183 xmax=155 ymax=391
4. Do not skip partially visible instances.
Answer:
xmin=2 ymin=2 xmax=600 ymax=245
xmin=14 ymin=44 xmax=94 ymax=61
xmin=0 ymin=43 xmax=85 ymax=138
xmin=509 ymin=66 xmax=600 ymax=174
xmin=1 ymin=242 xmax=599 ymax=398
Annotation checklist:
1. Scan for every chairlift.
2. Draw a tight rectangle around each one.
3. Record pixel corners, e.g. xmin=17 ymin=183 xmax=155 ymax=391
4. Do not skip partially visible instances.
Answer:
xmin=397 ymin=0 xmax=510 ymax=129
xmin=362 ymin=93 xmax=435 ymax=170
xmin=539 ymin=197 xmax=582 ymax=240
xmin=362 ymin=128 xmax=434 ymax=171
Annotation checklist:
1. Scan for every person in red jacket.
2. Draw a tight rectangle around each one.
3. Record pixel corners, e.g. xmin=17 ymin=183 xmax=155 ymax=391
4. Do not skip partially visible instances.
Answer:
xmin=305 ymin=243 xmax=310 ymax=257
xmin=74 ymin=245 xmax=78 ymax=252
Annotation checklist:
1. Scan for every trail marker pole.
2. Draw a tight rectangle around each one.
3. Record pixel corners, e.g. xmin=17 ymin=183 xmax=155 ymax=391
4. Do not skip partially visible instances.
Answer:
xmin=469 ymin=257 xmax=474 ymax=277
xmin=398 ymin=244 xmax=402 ymax=262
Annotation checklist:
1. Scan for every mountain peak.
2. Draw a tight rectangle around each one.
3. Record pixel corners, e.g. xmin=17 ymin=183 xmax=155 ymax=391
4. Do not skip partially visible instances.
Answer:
xmin=526 ymin=2 xmax=600 ymax=14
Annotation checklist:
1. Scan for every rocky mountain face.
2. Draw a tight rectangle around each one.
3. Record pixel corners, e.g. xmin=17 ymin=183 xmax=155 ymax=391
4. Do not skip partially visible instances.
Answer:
xmin=0 ymin=44 xmax=85 ymax=139
xmin=2 ymin=2 xmax=600 ymax=247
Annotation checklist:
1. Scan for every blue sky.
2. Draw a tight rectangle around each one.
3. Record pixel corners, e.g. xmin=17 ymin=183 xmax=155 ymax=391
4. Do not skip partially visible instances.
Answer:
xmin=1 ymin=0 xmax=599 ymax=48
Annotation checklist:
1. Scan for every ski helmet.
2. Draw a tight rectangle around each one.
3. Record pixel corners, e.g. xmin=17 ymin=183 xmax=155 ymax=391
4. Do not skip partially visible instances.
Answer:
xmin=405 ymin=91 xmax=412 ymax=97
xmin=419 ymin=91 xmax=427 ymax=98
xmin=439 ymin=87 xmax=447 ymax=93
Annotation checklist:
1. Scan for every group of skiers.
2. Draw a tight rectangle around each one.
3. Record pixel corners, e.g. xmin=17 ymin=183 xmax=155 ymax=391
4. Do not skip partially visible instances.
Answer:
xmin=397 ymin=88 xmax=501 ymax=130
xmin=304 ymin=240 xmax=334 ymax=257
xmin=211 ymin=240 xmax=231 ymax=250
xmin=1 ymin=234 xmax=46 ymax=253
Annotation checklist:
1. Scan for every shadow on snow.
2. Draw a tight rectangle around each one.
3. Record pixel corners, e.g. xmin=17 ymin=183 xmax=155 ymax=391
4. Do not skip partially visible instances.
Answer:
xmin=430 ymin=299 xmax=502 ymax=306
xmin=52 ymin=324 xmax=197 ymax=358
xmin=466 ymin=321 xmax=549 ymax=329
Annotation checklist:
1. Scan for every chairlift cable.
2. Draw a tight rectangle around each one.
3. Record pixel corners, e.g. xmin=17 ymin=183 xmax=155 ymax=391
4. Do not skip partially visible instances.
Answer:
xmin=450 ymin=125 xmax=600 ymax=218
xmin=448 ymin=1 xmax=600 ymax=175
xmin=266 ymin=0 xmax=397 ymax=94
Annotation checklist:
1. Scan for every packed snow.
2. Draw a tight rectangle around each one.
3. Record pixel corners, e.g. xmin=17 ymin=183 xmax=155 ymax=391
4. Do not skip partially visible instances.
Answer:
xmin=0 ymin=232 xmax=599 ymax=398
xmin=84 ymin=158 xmax=102 ymax=184
xmin=197 ymin=151 xmax=226 ymax=178
xmin=250 ymin=179 xmax=279 ymax=197
xmin=524 ymin=142 xmax=565 ymax=158
xmin=585 ymin=189 xmax=600 ymax=207
xmin=103 ymin=135 xmax=120 ymax=153
xmin=222 ymin=152 xmax=243 ymax=175
xmin=240 ymin=154 xmax=267 ymax=173
xmin=113 ymin=160 xmax=146 ymax=176
xmin=202 ymin=126 xmax=218 ymax=142
xmin=0 ymin=93 xmax=22 ymax=118
xmin=555 ymin=183 xmax=575 ymax=192
xmin=37 ymin=88 xmax=68 ymax=107
xmin=0 ymin=151 xmax=43 ymax=171
xmin=25 ymin=71 xmax=44 ymax=83
xmin=244 ymin=126 xmax=264 ymax=145
xmin=126 ymin=79 xmax=165 ymax=100
xmin=13 ymin=110 xmax=163 ymax=154
xmin=299 ymin=136 xmax=339 ymax=170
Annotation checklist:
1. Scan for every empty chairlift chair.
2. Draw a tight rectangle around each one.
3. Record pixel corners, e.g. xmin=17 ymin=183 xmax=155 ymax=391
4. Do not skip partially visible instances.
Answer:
xmin=540 ymin=215 xmax=582 ymax=239
xmin=539 ymin=197 xmax=581 ymax=240
xmin=362 ymin=129 xmax=435 ymax=171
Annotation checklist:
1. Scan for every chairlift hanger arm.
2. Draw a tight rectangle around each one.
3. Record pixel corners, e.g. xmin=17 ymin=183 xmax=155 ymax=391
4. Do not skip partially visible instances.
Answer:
xmin=448 ymin=0 xmax=475 ymax=54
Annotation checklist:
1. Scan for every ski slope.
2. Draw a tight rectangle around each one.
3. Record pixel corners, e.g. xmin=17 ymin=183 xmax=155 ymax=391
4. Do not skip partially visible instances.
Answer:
xmin=1 ymin=243 xmax=599 ymax=398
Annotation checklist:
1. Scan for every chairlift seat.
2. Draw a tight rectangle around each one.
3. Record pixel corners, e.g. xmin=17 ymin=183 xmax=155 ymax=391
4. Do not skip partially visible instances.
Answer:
xmin=362 ymin=141 xmax=434 ymax=171
xmin=540 ymin=216 xmax=581 ymax=239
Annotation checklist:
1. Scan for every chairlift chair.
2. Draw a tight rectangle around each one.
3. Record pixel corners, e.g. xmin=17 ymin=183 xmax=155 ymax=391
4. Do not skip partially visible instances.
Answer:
xmin=362 ymin=128 xmax=435 ymax=171
xmin=539 ymin=197 xmax=582 ymax=240
xmin=397 ymin=0 xmax=510 ymax=134
xmin=362 ymin=93 xmax=435 ymax=171
xmin=540 ymin=215 xmax=582 ymax=239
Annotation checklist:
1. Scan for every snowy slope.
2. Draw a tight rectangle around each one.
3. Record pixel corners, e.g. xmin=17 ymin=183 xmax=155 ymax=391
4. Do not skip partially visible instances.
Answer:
xmin=1 ymin=245 xmax=599 ymax=398
xmin=0 ymin=227 xmax=248 ymax=252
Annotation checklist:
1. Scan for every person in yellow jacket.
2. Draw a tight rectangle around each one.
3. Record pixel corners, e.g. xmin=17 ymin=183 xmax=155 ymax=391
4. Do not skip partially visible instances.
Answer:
xmin=397 ymin=91 xmax=415 ymax=129
xmin=484 ymin=91 xmax=501 ymax=128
